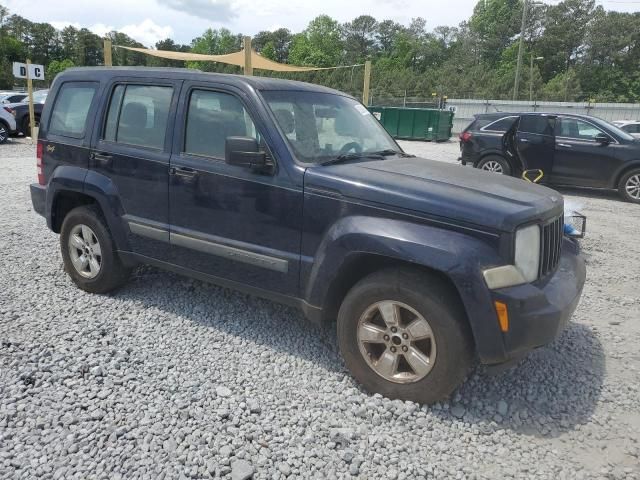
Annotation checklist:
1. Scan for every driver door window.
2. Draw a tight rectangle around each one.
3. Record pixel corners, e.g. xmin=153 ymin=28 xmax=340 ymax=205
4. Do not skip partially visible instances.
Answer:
xmin=556 ymin=118 xmax=605 ymax=141
xmin=184 ymin=89 xmax=259 ymax=159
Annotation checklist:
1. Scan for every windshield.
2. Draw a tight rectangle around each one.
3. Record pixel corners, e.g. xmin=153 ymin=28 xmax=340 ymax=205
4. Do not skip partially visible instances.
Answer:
xmin=261 ymin=90 xmax=400 ymax=164
xmin=32 ymin=90 xmax=48 ymax=103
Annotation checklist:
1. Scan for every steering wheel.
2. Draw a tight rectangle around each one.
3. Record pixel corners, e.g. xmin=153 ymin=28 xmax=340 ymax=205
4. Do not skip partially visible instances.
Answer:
xmin=338 ymin=141 xmax=363 ymax=155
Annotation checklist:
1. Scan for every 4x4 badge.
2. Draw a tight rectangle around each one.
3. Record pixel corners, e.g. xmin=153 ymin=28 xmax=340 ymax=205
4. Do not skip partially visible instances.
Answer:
xmin=46 ymin=145 xmax=55 ymax=153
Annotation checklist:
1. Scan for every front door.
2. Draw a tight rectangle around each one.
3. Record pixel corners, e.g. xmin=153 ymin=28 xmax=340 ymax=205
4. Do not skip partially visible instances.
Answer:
xmin=91 ymin=79 xmax=181 ymax=260
xmin=552 ymin=116 xmax=620 ymax=187
xmin=512 ymin=114 xmax=556 ymax=180
xmin=168 ymin=84 xmax=302 ymax=296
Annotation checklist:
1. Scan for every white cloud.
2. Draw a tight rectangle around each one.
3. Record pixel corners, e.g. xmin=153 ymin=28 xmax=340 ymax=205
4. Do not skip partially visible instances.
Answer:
xmin=49 ymin=20 xmax=81 ymax=30
xmin=156 ymin=0 xmax=236 ymax=21
xmin=120 ymin=19 xmax=174 ymax=46
xmin=89 ymin=23 xmax=115 ymax=38
xmin=45 ymin=18 xmax=170 ymax=47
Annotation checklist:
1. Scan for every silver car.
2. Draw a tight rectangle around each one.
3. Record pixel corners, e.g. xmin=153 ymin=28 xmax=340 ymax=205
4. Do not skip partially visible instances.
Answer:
xmin=0 ymin=104 xmax=17 ymax=144
xmin=612 ymin=120 xmax=640 ymax=138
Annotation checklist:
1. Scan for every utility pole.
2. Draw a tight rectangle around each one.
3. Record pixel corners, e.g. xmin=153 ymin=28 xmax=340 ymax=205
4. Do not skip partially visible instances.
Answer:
xmin=26 ymin=59 xmax=36 ymax=141
xmin=104 ymin=38 xmax=113 ymax=66
xmin=243 ymin=36 xmax=253 ymax=76
xmin=513 ymin=0 xmax=528 ymax=100
xmin=362 ymin=60 xmax=371 ymax=106
xmin=529 ymin=55 xmax=543 ymax=102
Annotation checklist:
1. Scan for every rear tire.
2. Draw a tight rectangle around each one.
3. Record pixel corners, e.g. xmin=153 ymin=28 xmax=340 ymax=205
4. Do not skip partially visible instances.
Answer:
xmin=0 ymin=122 xmax=8 ymax=144
xmin=619 ymin=169 xmax=640 ymax=204
xmin=60 ymin=205 xmax=130 ymax=293
xmin=477 ymin=155 xmax=512 ymax=176
xmin=337 ymin=268 xmax=474 ymax=404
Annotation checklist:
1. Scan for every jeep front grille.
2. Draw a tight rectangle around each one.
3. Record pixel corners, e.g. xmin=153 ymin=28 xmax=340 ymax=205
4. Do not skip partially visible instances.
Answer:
xmin=539 ymin=215 xmax=564 ymax=277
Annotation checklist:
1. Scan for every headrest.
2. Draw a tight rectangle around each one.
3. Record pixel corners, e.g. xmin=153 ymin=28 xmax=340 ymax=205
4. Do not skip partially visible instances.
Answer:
xmin=274 ymin=109 xmax=295 ymax=134
xmin=120 ymin=102 xmax=148 ymax=127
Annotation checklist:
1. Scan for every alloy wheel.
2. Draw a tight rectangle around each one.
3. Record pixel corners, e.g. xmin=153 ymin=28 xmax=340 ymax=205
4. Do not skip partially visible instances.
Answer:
xmin=68 ymin=224 xmax=102 ymax=279
xmin=481 ymin=160 xmax=504 ymax=173
xmin=0 ymin=125 xmax=7 ymax=143
xmin=357 ymin=300 xmax=437 ymax=384
xmin=625 ymin=174 xmax=640 ymax=200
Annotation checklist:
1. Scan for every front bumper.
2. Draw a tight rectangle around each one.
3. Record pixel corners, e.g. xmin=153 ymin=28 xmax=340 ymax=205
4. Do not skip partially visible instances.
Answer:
xmin=488 ymin=238 xmax=586 ymax=363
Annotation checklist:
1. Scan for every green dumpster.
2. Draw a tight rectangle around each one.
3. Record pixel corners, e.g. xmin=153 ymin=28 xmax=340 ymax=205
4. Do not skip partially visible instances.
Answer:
xmin=368 ymin=107 xmax=453 ymax=141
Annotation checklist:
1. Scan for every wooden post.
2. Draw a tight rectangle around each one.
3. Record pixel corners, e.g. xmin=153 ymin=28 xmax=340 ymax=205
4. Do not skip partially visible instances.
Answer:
xmin=26 ymin=59 xmax=36 ymax=142
xmin=362 ymin=60 xmax=371 ymax=106
xmin=243 ymin=36 xmax=253 ymax=76
xmin=104 ymin=38 xmax=113 ymax=66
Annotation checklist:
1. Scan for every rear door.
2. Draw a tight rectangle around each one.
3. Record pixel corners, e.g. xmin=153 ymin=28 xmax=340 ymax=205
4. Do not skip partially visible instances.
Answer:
xmin=552 ymin=116 xmax=621 ymax=187
xmin=90 ymin=78 xmax=181 ymax=260
xmin=510 ymin=114 xmax=556 ymax=179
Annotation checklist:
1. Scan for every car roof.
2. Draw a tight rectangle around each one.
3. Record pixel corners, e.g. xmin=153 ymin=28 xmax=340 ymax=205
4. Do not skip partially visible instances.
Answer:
xmin=475 ymin=111 xmax=623 ymax=122
xmin=59 ymin=67 xmax=348 ymax=96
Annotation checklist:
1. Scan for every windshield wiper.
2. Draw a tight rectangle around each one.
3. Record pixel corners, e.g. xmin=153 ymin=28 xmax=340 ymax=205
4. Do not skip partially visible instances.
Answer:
xmin=319 ymin=152 xmax=384 ymax=166
xmin=319 ymin=149 xmax=414 ymax=166
xmin=371 ymin=149 xmax=416 ymax=158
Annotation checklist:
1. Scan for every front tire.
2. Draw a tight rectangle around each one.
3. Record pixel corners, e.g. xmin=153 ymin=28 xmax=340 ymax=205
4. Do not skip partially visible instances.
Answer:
xmin=619 ymin=169 xmax=640 ymax=204
xmin=337 ymin=268 xmax=474 ymax=404
xmin=60 ymin=205 xmax=130 ymax=293
xmin=477 ymin=155 xmax=512 ymax=176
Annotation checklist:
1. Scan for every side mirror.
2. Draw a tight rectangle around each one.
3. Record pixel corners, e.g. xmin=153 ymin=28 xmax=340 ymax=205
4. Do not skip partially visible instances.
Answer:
xmin=594 ymin=133 xmax=611 ymax=144
xmin=225 ymin=136 xmax=267 ymax=169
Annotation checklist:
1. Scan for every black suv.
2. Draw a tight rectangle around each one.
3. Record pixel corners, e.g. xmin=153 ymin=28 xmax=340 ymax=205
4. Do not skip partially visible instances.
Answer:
xmin=459 ymin=112 xmax=640 ymax=203
xmin=30 ymin=68 xmax=586 ymax=403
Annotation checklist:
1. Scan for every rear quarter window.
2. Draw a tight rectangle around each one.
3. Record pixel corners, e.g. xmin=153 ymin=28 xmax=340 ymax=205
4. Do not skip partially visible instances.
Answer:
xmin=482 ymin=116 xmax=517 ymax=132
xmin=48 ymin=83 xmax=98 ymax=138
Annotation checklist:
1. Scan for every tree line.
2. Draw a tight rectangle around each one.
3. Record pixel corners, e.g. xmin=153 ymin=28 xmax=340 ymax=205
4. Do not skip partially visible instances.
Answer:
xmin=1 ymin=0 xmax=639 ymax=103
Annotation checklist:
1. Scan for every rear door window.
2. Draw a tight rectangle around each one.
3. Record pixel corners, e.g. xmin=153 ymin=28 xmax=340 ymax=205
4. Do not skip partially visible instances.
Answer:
xmin=48 ymin=82 xmax=98 ymax=138
xmin=103 ymin=84 xmax=173 ymax=149
xmin=518 ymin=115 xmax=555 ymax=136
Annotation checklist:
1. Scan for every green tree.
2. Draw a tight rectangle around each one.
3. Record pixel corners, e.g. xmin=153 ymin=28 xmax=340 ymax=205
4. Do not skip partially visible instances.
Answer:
xmin=46 ymin=58 xmax=75 ymax=81
xmin=188 ymin=28 xmax=241 ymax=72
xmin=289 ymin=15 xmax=343 ymax=67
xmin=469 ymin=0 xmax=523 ymax=66
xmin=342 ymin=15 xmax=378 ymax=63
xmin=261 ymin=41 xmax=276 ymax=61
xmin=536 ymin=0 xmax=595 ymax=81
xmin=543 ymin=68 xmax=582 ymax=101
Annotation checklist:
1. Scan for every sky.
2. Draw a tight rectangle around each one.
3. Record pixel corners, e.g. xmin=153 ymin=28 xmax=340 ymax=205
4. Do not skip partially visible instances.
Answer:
xmin=4 ymin=0 xmax=639 ymax=47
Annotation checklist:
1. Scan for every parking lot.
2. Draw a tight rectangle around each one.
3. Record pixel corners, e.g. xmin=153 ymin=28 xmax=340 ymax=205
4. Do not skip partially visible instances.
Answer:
xmin=1 ymin=137 xmax=639 ymax=479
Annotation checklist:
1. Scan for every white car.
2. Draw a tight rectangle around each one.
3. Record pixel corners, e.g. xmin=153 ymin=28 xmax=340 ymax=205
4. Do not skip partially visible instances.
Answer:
xmin=0 ymin=92 xmax=27 ymax=104
xmin=0 ymin=105 xmax=17 ymax=144
xmin=612 ymin=120 xmax=640 ymax=138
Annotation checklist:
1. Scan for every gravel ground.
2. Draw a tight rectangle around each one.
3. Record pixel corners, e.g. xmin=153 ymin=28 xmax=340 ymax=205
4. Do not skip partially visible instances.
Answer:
xmin=1 ymin=137 xmax=639 ymax=480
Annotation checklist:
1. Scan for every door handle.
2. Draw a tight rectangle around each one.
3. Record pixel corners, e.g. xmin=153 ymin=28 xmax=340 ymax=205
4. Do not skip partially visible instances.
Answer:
xmin=557 ymin=143 xmax=572 ymax=148
xmin=170 ymin=167 xmax=198 ymax=179
xmin=90 ymin=152 xmax=112 ymax=163
xmin=519 ymin=138 xmax=529 ymax=143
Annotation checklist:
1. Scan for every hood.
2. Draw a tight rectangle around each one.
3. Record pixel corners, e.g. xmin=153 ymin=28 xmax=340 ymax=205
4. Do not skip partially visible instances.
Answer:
xmin=304 ymin=156 xmax=564 ymax=232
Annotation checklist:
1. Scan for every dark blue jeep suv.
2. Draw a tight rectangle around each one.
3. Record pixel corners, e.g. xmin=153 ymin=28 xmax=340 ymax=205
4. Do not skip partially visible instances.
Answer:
xmin=30 ymin=67 xmax=586 ymax=403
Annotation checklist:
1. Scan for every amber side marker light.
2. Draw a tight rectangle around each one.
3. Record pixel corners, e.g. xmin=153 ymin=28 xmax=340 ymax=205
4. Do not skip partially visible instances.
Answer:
xmin=494 ymin=301 xmax=509 ymax=332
